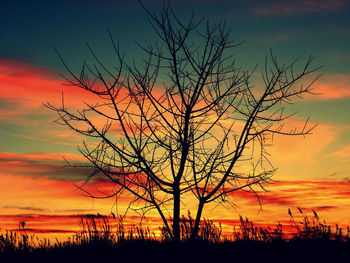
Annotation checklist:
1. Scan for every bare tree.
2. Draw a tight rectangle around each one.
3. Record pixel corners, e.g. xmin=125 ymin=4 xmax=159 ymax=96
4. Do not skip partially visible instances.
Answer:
xmin=46 ymin=2 xmax=320 ymax=242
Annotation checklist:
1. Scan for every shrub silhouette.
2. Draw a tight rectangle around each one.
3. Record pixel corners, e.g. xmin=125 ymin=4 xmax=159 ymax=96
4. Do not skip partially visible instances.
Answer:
xmin=289 ymin=208 xmax=349 ymax=242
xmin=233 ymin=216 xmax=283 ymax=242
xmin=160 ymin=211 xmax=222 ymax=243
xmin=1 ymin=209 xmax=350 ymax=260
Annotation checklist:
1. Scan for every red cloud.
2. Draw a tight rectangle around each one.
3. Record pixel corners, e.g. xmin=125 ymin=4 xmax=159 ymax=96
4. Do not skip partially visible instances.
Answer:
xmin=0 ymin=58 xmax=168 ymax=137
xmin=0 ymin=58 xmax=101 ymax=110
xmin=228 ymin=180 xmax=350 ymax=213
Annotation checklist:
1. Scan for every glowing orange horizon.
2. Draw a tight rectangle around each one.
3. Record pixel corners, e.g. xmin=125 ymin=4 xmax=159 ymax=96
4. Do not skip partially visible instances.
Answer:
xmin=1 ymin=58 xmax=350 ymax=242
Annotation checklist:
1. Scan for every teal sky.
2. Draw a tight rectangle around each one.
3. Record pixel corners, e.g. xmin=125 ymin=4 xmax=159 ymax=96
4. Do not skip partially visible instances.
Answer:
xmin=1 ymin=0 xmax=349 ymax=165
xmin=1 ymin=0 xmax=349 ymax=73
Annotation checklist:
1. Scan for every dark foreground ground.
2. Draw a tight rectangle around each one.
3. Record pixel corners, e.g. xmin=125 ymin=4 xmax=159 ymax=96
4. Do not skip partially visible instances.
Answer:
xmin=1 ymin=240 xmax=349 ymax=263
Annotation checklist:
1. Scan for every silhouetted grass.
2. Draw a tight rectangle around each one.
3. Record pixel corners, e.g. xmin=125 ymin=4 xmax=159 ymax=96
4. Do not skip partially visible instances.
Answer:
xmin=1 ymin=209 xmax=350 ymax=261
xmin=160 ymin=211 xmax=222 ymax=243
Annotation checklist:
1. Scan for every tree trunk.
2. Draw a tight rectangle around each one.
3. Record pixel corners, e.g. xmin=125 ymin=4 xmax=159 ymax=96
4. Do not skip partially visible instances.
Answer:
xmin=173 ymin=187 xmax=181 ymax=242
xmin=191 ymin=201 xmax=204 ymax=240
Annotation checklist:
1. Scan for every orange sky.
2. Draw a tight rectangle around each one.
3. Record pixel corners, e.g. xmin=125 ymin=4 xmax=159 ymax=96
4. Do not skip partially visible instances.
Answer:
xmin=1 ymin=57 xmax=350 ymax=240
xmin=1 ymin=0 xmax=350 ymax=241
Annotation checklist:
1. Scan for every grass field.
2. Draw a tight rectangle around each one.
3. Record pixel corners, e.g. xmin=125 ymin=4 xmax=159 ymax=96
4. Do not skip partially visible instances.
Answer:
xmin=1 ymin=210 xmax=349 ymax=262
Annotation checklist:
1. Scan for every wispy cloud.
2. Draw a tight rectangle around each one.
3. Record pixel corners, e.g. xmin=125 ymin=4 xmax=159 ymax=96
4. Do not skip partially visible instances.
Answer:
xmin=311 ymin=74 xmax=350 ymax=100
xmin=269 ymin=122 xmax=337 ymax=163
xmin=0 ymin=58 xmax=98 ymax=110
xmin=0 ymin=152 xmax=92 ymax=181
xmin=0 ymin=152 xmax=83 ymax=162
xmin=1 ymin=205 xmax=47 ymax=212
xmin=233 ymin=190 xmax=297 ymax=206
xmin=0 ymin=205 xmax=96 ymax=214
xmin=230 ymin=180 xmax=349 ymax=213
xmin=252 ymin=0 xmax=348 ymax=17
xmin=313 ymin=205 xmax=338 ymax=211
xmin=331 ymin=145 xmax=350 ymax=158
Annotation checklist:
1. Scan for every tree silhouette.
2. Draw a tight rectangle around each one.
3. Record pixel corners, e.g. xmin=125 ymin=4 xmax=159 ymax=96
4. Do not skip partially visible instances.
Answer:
xmin=46 ymin=1 xmax=320 ymax=242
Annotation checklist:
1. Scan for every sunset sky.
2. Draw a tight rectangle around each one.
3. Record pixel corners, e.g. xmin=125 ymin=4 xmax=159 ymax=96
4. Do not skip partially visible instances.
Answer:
xmin=1 ymin=0 xmax=350 ymax=238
